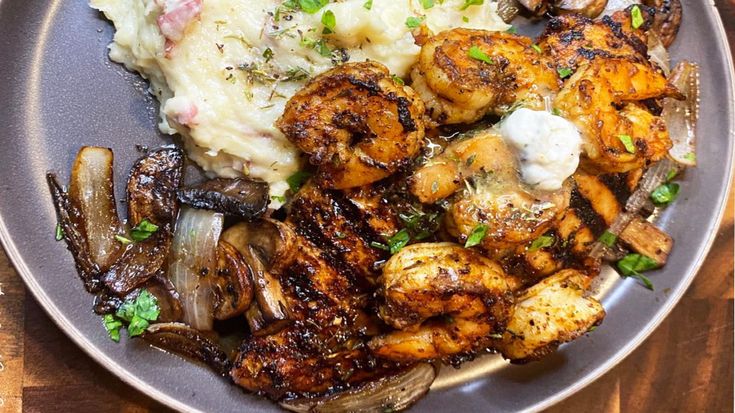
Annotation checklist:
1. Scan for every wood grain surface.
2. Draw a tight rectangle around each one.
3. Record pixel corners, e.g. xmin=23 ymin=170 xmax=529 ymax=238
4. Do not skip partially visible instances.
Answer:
xmin=1 ymin=3 xmax=734 ymax=413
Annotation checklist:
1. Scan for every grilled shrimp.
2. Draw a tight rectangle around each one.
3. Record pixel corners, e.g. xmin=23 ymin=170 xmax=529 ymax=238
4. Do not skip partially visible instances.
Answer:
xmin=410 ymin=130 xmax=570 ymax=250
xmin=411 ymin=29 xmax=560 ymax=125
xmin=277 ymin=62 xmax=425 ymax=189
xmin=554 ymin=58 xmax=679 ymax=173
xmin=368 ymin=243 xmax=514 ymax=363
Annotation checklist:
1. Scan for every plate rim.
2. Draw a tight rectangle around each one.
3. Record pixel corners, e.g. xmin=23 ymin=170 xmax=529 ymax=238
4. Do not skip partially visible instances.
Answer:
xmin=1 ymin=2 xmax=733 ymax=412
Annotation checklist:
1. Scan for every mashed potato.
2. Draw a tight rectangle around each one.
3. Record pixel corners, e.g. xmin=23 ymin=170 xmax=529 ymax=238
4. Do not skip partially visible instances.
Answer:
xmin=91 ymin=0 xmax=509 ymax=198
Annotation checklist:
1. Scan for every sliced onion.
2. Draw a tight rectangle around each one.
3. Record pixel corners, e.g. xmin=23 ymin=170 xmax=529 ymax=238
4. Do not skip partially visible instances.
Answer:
xmin=68 ymin=147 xmax=123 ymax=270
xmin=596 ymin=0 xmax=635 ymax=17
xmin=143 ymin=322 xmax=231 ymax=376
xmin=280 ymin=363 xmax=437 ymax=413
xmin=663 ymin=61 xmax=700 ymax=167
xmin=647 ymin=32 xmax=670 ymax=76
xmin=169 ymin=207 xmax=224 ymax=331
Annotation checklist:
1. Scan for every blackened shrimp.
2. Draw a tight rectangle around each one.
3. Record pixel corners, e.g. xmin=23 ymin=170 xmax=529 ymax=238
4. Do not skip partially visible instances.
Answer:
xmin=368 ymin=243 xmax=514 ymax=363
xmin=277 ymin=62 xmax=425 ymax=189
xmin=411 ymin=29 xmax=560 ymax=125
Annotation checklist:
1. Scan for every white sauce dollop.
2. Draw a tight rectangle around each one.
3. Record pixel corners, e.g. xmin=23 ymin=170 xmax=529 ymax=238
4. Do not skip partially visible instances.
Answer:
xmin=500 ymin=108 xmax=582 ymax=191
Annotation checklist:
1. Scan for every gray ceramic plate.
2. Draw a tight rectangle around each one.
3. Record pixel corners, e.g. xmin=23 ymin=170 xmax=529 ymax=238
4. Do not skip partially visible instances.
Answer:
xmin=0 ymin=1 xmax=733 ymax=412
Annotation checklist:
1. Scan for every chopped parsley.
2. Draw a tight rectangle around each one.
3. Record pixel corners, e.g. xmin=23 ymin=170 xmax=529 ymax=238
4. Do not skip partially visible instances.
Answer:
xmin=405 ymin=16 xmax=425 ymax=29
xmin=130 ymin=218 xmax=159 ymax=242
xmin=115 ymin=234 xmax=133 ymax=245
xmin=391 ymin=74 xmax=405 ymax=86
xmin=650 ymin=182 xmax=680 ymax=206
xmin=506 ymin=26 xmax=518 ymax=34
xmin=468 ymin=46 xmax=494 ymax=65
xmin=271 ymin=195 xmax=287 ymax=203
xmin=617 ymin=253 xmax=657 ymax=290
xmin=321 ymin=10 xmax=336 ymax=34
xmin=363 ymin=0 xmax=373 ymax=10
xmin=460 ymin=0 xmax=484 ymax=11
xmin=298 ymin=0 xmax=328 ymax=14
xmin=630 ymin=5 xmax=644 ymax=29
xmin=464 ymin=224 xmax=488 ymax=248
xmin=398 ymin=207 xmax=441 ymax=240
xmin=557 ymin=67 xmax=573 ymax=78
xmin=386 ymin=229 xmax=411 ymax=254
xmin=528 ymin=234 xmax=554 ymax=252
xmin=287 ymin=170 xmax=312 ymax=193
xmin=55 ymin=223 xmax=64 ymax=241
xmin=598 ymin=230 xmax=617 ymax=247
xmin=531 ymin=44 xmax=542 ymax=53
xmin=420 ymin=0 xmax=435 ymax=9
xmin=684 ymin=152 xmax=697 ymax=163
xmin=551 ymin=107 xmax=562 ymax=116
xmin=104 ymin=289 xmax=160 ymax=341
xmin=617 ymin=134 xmax=636 ymax=153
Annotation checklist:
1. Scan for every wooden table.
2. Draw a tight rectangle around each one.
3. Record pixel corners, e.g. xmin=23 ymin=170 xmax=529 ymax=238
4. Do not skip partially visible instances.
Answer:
xmin=1 ymin=6 xmax=734 ymax=413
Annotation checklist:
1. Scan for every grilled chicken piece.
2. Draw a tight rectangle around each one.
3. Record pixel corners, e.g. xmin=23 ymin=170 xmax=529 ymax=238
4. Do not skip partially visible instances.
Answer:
xmin=231 ymin=182 xmax=407 ymax=399
xmin=411 ymin=28 xmax=560 ymax=125
xmin=411 ymin=129 xmax=571 ymax=250
xmin=368 ymin=243 xmax=514 ymax=364
xmin=277 ymin=62 xmax=425 ymax=190
xmin=497 ymin=269 xmax=605 ymax=363
xmin=538 ymin=12 xmax=652 ymax=71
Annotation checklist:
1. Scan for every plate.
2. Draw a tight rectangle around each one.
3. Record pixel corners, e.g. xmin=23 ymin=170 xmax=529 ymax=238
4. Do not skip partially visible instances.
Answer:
xmin=0 ymin=1 xmax=732 ymax=412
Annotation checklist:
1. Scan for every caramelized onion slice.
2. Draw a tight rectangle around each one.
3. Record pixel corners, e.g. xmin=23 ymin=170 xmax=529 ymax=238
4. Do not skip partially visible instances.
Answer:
xmin=212 ymin=241 xmax=254 ymax=320
xmin=664 ymin=61 xmax=699 ymax=167
xmin=244 ymin=302 xmax=291 ymax=337
xmin=68 ymin=146 xmax=123 ymax=270
xmin=169 ymin=207 xmax=224 ymax=331
xmin=143 ymin=322 xmax=231 ymax=376
xmin=178 ymin=178 xmax=270 ymax=220
xmin=280 ymin=363 xmax=437 ymax=413
xmin=47 ymin=173 xmax=101 ymax=292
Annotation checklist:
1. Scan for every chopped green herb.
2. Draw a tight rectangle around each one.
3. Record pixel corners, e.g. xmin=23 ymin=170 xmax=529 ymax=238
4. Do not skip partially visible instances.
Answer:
xmin=287 ymin=170 xmax=312 ymax=193
xmin=321 ymin=10 xmax=336 ymax=34
xmin=531 ymin=44 xmax=542 ymax=53
xmin=466 ymin=154 xmax=477 ymax=166
xmin=528 ymin=234 xmax=554 ymax=251
xmin=370 ymin=241 xmax=390 ymax=251
xmin=506 ymin=26 xmax=517 ymax=34
xmin=271 ymin=195 xmax=287 ymax=203
xmin=468 ymin=46 xmax=494 ymax=65
xmin=115 ymin=234 xmax=133 ymax=245
xmin=55 ymin=223 xmax=64 ymax=241
xmin=386 ymin=229 xmax=411 ymax=254
xmin=398 ymin=207 xmax=441 ymax=241
xmin=598 ymin=230 xmax=617 ymax=247
xmin=617 ymin=134 xmax=636 ymax=153
xmin=299 ymin=0 xmax=328 ymax=14
xmin=405 ymin=16 xmax=425 ymax=29
xmin=650 ymin=182 xmax=680 ymax=206
xmin=588 ymin=325 xmax=598 ymax=333
xmin=684 ymin=152 xmax=697 ymax=162
xmin=630 ymin=5 xmax=644 ymax=29
xmin=665 ymin=168 xmax=678 ymax=182
xmin=363 ymin=0 xmax=373 ymax=10
xmin=420 ymin=0 xmax=435 ymax=9
xmin=551 ymin=107 xmax=561 ymax=116
xmin=460 ymin=0 xmax=484 ymax=11
xmin=262 ymin=47 xmax=274 ymax=62
xmin=557 ymin=67 xmax=573 ymax=78
xmin=391 ymin=74 xmax=405 ymax=86
xmin=464 ymin=224 xmax=488 ymax=248
xmin=617 ymin=253 xmax=657 ymax=290
xmin=130 ymin=218 xmax=159 ymax=242
xmin=106 ymin=289 xmax=160 ymax=342
xmin=462 ymin=16 xmax=470 ymax=23
xmin=103 ymin=314 xmax=123 ymax=342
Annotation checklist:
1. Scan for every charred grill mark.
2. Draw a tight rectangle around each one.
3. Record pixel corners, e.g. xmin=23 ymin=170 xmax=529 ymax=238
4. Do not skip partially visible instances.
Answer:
xmin=395 ymin=95 xmax=418 ymax=132
xmin=569 ymin=189 xmax=607 ymax=236
xmin=598 ymin=173 xmax=632 ymax=206
xmin=559 ymin=29 xmax=584 ymax=44
xmin=346 ymin=76 xmax=382 ymax=95
xmin=577 ymin=48 xmax=613 ymax=60
xmin=600 ymin=15 xmax=649 ymax=57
